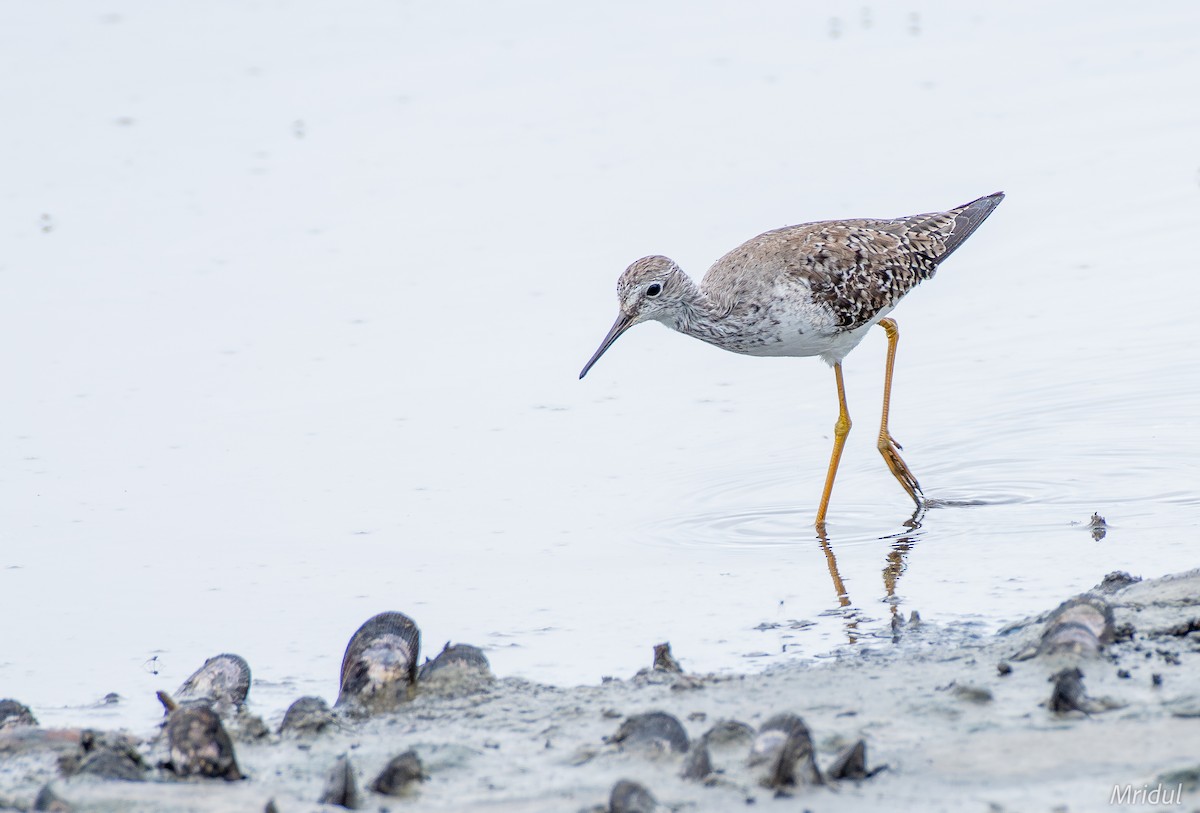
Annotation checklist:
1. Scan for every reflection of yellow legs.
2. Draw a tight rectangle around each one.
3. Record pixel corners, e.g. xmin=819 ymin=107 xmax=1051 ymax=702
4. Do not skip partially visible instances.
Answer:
xmin=814 ymin=363 xmax=851 ymax=532
xmin=876 ymin=319 xmax=923 ymax=508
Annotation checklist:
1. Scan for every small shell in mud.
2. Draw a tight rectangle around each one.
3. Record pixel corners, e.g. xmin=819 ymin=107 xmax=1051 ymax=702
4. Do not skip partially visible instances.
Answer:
xmin=652 ymin=642 xmax=682 ymax=673
xmin=417 ymin=642 xmax=492 ymax=689
xmin=607 ymin=711 xmax=689 ymax=755
xmin=162 ymin=706 xmax=243 ymax=780
xmin=369 ymin=749 xmax=427 ymax=796
xmin=60 ymin=730 xmax=146 ymax=781
xmin=826 ymin=739 xmax=873 ymax=781
xmin=0 ymin=698 xmax=38 ymax=731
xmin=318 ymin=754 xmax=361 ymax=809
xmin=748 ymin=713 xmax=822 ymax=790
xmin=1038 ymin=596 xmax=1114 ymax=657
xmin=336 ymin=612 xmax=420 ymax=713
xmin=609 ymin=778 xmax=658 ymax=813
xmin=700 ymin=719 xmax=755 ymax=751
xmin=175 ymin=653 xmax=251 ymax=715
xmin=680 ymin=742 xmax=712 ymax=781
xmin=279 ymin=696 xmax=334 ymax=736
xmin=683 ymin=719 xmax=754 ymax=780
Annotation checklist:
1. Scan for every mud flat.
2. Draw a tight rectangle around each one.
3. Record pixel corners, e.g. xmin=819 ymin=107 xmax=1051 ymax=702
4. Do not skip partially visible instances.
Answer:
xmin=2 ymin=570 xmax=1199 ymax=813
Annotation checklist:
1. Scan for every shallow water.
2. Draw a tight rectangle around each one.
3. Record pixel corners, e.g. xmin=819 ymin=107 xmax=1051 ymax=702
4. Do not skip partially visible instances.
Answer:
xmin=2 ymin=1 xmax=1199 ymax=733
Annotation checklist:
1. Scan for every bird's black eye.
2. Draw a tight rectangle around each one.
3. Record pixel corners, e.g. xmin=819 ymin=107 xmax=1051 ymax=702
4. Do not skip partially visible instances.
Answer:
xmin=646 ymin=283 xmax=662 ymax=298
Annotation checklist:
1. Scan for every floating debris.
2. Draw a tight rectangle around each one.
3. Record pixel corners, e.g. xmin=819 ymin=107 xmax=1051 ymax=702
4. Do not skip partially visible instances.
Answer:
xmin=749 ymin=713 xmax=822 ymax=790
xmin=336 ymin=612 xmax=420 ymax=713
xmin=607 ymin=711 xmax=689 ymax=755
xmin=369 ymin=750 xmax=427 ymax=796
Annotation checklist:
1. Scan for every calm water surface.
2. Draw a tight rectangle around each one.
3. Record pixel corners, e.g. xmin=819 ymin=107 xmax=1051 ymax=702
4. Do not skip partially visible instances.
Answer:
xmin=2 ymin=1 xmax=1198 ymax=732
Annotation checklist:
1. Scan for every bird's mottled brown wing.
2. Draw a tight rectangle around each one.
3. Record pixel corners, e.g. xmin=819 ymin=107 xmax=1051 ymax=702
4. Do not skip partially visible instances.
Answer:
xmin=706 ymin=194 xmax=1002 ymax=330
xmin=788 ymin=212 xmax=953 ymax=329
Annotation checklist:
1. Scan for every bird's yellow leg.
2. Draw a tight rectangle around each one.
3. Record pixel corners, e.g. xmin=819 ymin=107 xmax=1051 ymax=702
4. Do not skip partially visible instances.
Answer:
xmin=815 ymin=363 xmax=851 ymax=531
xmin=877 ymin=318 xmax=923 ymax=507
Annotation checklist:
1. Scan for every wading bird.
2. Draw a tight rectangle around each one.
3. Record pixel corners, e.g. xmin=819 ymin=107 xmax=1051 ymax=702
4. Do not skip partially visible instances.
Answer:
xmin=580 ymin=193 xmax=1004 ymax=529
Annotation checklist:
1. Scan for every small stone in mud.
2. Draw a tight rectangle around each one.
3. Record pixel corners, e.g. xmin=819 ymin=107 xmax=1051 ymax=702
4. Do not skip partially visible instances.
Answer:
xmin=1097 ymin=570 xmax=1140 ymax=593
xmin=608 ymin=711 xmax=689 ymax=755
xmin=319 ymin=754 xmax=361 ymax=809
xmin=1152 ymin=673 xmax=1163 ymax=687
xmin=175 ymin=653 xmax=251 ymax=716
xmin=749 ymin=713 xmax=822 ymax=790
xmin=279 ymin=695 xmax=334 ymax=736
xmin=1048 ymin=667 xmax=1092 ymax=714
xmin=653 ymin=642 xmax=682 ymax=673
xmin=997 ymin=661 xmax=1013 ymax=676
xmin=0 ymin=698 xmax=38 ymax=730
xmin=369 ymin=749 xmax=426 ymax=796
xmin=417 ymin=642 xmax=492 ymax=696
xmin=952 ymin=683 xmax=994 ymax=704
xmin=609 ymin=778 xmax=658 ymax=813
xmin=162 ymin=705 xmax=243 ymax=780
xmin=336 ymin=612 xmax=421 ymax=713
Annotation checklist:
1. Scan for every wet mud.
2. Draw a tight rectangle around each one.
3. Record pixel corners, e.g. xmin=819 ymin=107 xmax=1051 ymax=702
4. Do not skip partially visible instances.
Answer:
xmin=1 ymin=570 xmax=1199 ymax=812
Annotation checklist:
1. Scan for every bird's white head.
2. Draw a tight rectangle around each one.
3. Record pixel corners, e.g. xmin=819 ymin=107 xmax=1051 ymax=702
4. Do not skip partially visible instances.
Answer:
xmin=580 ymin=255 xmax=686 ymax=379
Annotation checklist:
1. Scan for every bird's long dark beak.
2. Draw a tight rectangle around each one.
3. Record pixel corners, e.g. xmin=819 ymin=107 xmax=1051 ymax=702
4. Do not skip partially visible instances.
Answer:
xmin=579 ymin=312 xmax=635 ymax=379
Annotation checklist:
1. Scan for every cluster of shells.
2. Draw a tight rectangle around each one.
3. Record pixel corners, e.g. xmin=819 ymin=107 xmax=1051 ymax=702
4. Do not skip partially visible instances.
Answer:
xmin=1 ymin=610 xmax=490 ymax=810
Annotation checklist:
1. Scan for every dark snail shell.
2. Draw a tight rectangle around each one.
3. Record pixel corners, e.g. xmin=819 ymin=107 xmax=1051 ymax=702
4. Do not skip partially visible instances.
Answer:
xmin=336 ymin=612 xmax=421 ymax=713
